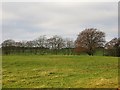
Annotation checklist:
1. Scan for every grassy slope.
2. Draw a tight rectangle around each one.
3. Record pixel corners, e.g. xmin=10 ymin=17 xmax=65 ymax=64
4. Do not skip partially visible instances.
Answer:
xmin=2 ymin=55 xmax=118 ymax=88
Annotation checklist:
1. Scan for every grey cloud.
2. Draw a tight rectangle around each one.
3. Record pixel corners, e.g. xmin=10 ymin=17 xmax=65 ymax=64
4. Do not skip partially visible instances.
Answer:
xmin=2 ymin=2 xmax=118 ymax=43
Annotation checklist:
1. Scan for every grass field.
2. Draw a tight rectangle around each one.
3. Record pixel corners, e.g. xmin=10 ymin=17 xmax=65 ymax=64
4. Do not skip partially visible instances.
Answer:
xmin=2 ymin=55 xmax=118 ymax=88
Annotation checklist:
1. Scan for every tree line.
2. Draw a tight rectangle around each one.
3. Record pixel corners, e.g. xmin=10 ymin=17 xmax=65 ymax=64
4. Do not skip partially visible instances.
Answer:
xmin=1 ymin=35 xmax=75 ymax=55
xmin=1 ymin=28 xmax=120 ymax=57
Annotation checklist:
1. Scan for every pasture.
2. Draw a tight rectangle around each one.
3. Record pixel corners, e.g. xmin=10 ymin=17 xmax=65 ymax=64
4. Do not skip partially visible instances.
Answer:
xmin=2 ymin=55 xmax=118 ymax=88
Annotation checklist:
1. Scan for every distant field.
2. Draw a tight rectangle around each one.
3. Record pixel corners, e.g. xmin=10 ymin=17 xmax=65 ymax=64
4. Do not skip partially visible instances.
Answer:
xmin=2 ymin=55 xmax=118 ymax=88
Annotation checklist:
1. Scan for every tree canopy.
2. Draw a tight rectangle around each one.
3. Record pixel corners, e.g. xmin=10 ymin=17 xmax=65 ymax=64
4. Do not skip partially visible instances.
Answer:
xmin=75 ymin=28 xmax=105 ymax=55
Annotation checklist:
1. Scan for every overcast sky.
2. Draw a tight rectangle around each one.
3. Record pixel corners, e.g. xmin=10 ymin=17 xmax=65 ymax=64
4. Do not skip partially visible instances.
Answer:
xmin=2 ymin=2 xmax=118 ymax=43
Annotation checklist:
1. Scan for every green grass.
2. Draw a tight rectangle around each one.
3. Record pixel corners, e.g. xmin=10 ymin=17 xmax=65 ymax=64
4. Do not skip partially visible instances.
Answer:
xmin=2 ymin=55 xmax=118 ymax=88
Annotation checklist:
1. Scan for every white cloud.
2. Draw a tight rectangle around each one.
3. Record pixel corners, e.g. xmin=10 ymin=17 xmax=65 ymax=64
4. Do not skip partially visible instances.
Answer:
xmin=2 ymin=2 xmax=118 ymax=43
xmin=2 ymin=0 xmax=119 ymax=2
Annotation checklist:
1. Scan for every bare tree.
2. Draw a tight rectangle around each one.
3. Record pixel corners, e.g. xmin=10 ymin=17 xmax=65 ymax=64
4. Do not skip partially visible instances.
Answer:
xmin=65 ymin=38 xmax=75 ymax=55
xmin=26 ymin=41 xmax=34 ymax=48
xmin=105 ymin=37 xmax=120 ymax=56
xmin=1 ymin=39 xmax=15 ymax=54
xmin=48 ymin=35 xmax=65 ymax=54
xmin=1 ymin=39 xmax=15 ymax=47
xmin=65 ymin=38 xmax=75 ymax=49
xmin=15 ymin=42 xmax=23 ymax=47
xmin=75 ymin=28 xmax=105 ymax=55
xmin=36 ymin=35 xmax=47 ymax=48
xmin=105 ymin=38 xmax=118 ymax=49
xmin=34 ymin=35 xmax=47 ymax=54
